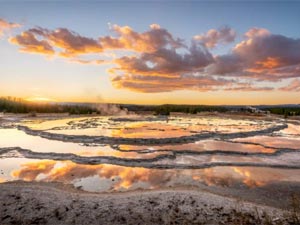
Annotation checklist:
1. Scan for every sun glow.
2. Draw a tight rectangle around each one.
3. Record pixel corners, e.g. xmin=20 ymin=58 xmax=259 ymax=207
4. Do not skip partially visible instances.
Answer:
xmin=25 ymin=97 xmax=57 ymax=103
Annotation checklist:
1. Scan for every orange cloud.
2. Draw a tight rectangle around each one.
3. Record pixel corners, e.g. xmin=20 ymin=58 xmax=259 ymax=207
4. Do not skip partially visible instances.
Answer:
xmin=246 ymin=57 xmax=284 ymax=74
xmin=255 ymin=57 xmax=283 ymax=69
xmin=9 ymin=31 xmax=55 ymax=55
xmin=0 ymin=18 xmax=20 ymax=36
xmin=111 ymin=74 xmax=230 ymax=93
xmin=10 ymin=27 xmax=103 ymax=57
xmin=9 ymin=24 xmax=184 ymax=66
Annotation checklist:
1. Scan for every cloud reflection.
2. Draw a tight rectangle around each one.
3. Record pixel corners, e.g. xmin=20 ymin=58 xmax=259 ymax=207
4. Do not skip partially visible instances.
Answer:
xmin=12 ymin=161 xmax=172 ymax=190
xmin=11 ymin=160 xmax=293 ymax=191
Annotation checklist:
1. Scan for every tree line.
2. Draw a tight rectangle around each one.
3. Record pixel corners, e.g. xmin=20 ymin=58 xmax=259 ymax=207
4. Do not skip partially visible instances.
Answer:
xmin=0 ymin=97 xmax=99 ymax=114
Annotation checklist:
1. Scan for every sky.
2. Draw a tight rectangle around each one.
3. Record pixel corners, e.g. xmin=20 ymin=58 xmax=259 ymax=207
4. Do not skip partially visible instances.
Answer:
xmin=0 ymin=1 xmax=300 ymax=105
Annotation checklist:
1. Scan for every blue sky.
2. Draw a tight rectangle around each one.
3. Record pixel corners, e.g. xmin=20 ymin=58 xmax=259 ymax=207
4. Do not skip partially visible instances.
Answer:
xmin=2 ymin=1 xmax=299 ymax=37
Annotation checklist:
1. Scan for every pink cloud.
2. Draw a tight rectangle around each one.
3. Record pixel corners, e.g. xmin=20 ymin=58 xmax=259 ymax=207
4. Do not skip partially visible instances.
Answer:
xmin=208 ymin=28 xmax=300 ymax=81
xmin=110 ymin=44 xmax=213 ymax=77
xmin=280 ymin=79 xmax=300 ymax=92
xmin=194 ymin=26 xmax=236 ymax=48
xmin=100 ymin=24 xmax=184 ymax=53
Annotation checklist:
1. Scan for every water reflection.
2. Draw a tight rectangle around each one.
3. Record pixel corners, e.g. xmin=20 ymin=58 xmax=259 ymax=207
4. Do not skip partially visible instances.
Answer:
xmin=118 ymin=140 xmax=276 ymax=153
xmin=1 ymin=115 xmax=299 ymax=194
xmin=3 ymin=159 xmax=299 ymax=192
xmin=0 ymin=129 xmax=168 ymax=159
xmin=276 ymin=123 xmax=300 ymax=136
xmin=110 ymin=122 xmax=192 ymax=138
xmin=234 ymin=135 xmax=300 ymax=149
xmin=22 ymin=116 xmax=277 ymax=138
xmin=10 ymin=160 xmax=173 ymax=191
xmin=232 ymin=167 xmax=265 ymax=187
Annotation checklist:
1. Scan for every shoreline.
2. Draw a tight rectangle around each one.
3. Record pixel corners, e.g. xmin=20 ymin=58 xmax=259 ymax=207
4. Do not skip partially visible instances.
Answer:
xmin=0 ymin=181 xmax=296 ymax=225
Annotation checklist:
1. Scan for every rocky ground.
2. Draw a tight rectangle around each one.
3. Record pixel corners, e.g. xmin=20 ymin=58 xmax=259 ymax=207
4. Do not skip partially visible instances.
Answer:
xmin=0 ymin=182 xmax=299 ymax=225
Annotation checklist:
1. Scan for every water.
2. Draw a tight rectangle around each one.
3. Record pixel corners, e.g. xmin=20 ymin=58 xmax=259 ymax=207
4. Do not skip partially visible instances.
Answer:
xmin=0 ymin=115 xmax=299 ymax=193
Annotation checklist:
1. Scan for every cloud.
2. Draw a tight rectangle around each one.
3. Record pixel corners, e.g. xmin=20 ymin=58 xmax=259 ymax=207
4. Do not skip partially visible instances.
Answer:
xmin=0 ymin=18 xmax=20 ymax=37
xmin=194 ymin=26 xmax=236 ymax=48
xmin=224 ymin=83 xmax=274 ymax=92
xmin=205 ymin=54 xmax=242 ymax=75
xmin=100 ymin=24 xmax=184 ymax=53
xmin=10 ymin=27 xmax=103 ymax=57
xmin=279 ymin=79 xmax=300 ymax=92
xmin=68 ymin=58 xmax=107 ymax=65
xmin=9 ymin=31 xmax=55 ymax=55
xmin=208 ymin=28 xmax=300 ymax=81
xmin=111 ymin=74 xmax=231 ymax=93
xmin=108 ymin=42 xmax=220 ymax=92
xmin=106 ymin=27 xmax=300 ymax=92
xmin=110 ymin=44 xmax=213 ymax=77
xmin=6 ymin=22 xmax=300 ymax=93
xmin=9 ymin=23 xmax=183 ymax=65
xmin=234 ymin=28 xmax=300 ymax=68
xmin=47 ymin=28 xmax=104 ymax=57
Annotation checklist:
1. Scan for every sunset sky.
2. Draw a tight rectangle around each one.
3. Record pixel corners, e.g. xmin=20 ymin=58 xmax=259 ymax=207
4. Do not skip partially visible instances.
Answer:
xmin=1 ymin=1 xmax=300 ymax=105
